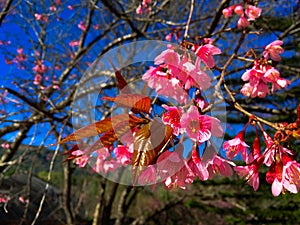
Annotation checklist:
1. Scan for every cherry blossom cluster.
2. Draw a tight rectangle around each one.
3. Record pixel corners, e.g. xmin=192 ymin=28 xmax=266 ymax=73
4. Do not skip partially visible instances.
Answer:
xmin=70 ymin=43 xmax=238 ymax=189
xmin=240 ymin=40 xmax=290 ymax=98
xmin=222 ymin=3 xmax=262 ymax=29
xmin=165 ymin=28 xmax=182 ymax=42
xmin=224 ymin=118 xmax=300 ymax=196
xmin=136 ymin=0 xmax=152 ymax=15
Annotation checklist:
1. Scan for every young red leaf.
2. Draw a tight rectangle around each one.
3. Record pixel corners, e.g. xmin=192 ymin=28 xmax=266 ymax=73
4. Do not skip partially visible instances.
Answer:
xmin=58 ymin=114 xmax=148 ymax=144
xmin=103 ymin=94 xmax=151 ymax=114
xmin=132 ymin=119 xmax=173 ymax=185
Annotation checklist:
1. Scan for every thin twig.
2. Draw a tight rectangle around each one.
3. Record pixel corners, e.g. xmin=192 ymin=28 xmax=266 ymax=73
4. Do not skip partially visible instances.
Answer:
xmin=184 ymin=0 xmax=194 ymax=39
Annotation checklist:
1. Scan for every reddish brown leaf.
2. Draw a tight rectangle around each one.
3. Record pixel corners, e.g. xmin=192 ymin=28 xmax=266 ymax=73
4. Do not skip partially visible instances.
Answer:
xmin=132 ymin=119 xmax=173 ymax=185
xmin=58 ymin=114 xmax=148 ymax=144
xmin=103 ymin=94 xmax=151 ymax=114
xmin=63 ymin=144 xmax=80 ymax=162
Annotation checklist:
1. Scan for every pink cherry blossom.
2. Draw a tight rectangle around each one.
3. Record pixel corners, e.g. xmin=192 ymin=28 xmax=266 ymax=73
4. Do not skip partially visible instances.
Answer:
xmin=234 ymin=5 xmax=244 ymax=15
xmin=33 ymin=61 xmax=47 ymax=74
xmin=240 ymin=60 xmax=289 ymax=98
xmin=157 ymin=146 xmax=184 ymax=180
xmin=142 ymin=65 xmax=188 ymax=104
xmin=33 ymin=74 xmax=42 ymax=85
xmin=249 ymin=81 xmax=270 ymax=98
xmin=180 ymin=105 xmax=223 ymax=143
xmin=34 ymin=13 xmax=48 ymax=22
xmin=181 ymin=61 xmax=211 ymax=90
xmin=50 ymin=6 xmax=57 ymax=11
xmin=92 ymin=148 xmax=118 ymax=173
xmin=267 ymin=160 xmax=298 ymax=197
xmin=190 ymin=147 xmax=209 ymax=180
xmin=72 ymin=150 xmax=89 ymax=168
xmin=1 ymin=143 xmax=9 ymax=149
xmin=263 ymin=40 xmax=284 ymax=61
xmin=78 ymin=21 xmax=86 ymax=31
xmin=245 ymin=5 xmax=262 ymax=21
xmin=222 ymin=7 xmax=233 ymax=18
xmin=154 ymin=48 xmax=180 ymax=67
xmin=69 ymin=40 xmax=79 ymax=47
xmin=237 ymin=16 xmax=250 ymax=29
xmin=194 ymin=90 xmax=209 ymax=111
xmin=136 ymin=5 xmax=143 ymax=14
xmin=113 ymin=145 xmax=132 ymax=164
xmin=164 ymin=161 xmax=196 ymax=190
xmin=192 ymin=44 xmax=221 ymax=68
xmin=0 ymin=195 xmax=8 ymax=203
xmin=162 ymin=104 xmax=183 ymax=135
xmin=165 ymin=32 xmax=172 ymax=41
xmin=138 ymin=165 xmax=157 ymax=189
xmin=223 ymin=130 xmax=250 ymax=162
xmin=234 ymin=156 xmax=263 ymax=191
xmin=206 ymin=153 xmax=235 ymax=178
xmin=263 ymin=67 xmax=290 ymax=92
xmin=19 ymin=196 xmax=29 ymax=204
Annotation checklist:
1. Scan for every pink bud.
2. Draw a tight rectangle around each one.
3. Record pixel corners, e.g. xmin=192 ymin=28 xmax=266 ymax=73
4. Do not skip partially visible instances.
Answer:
xmin=234 ymin=5 xmax=244 ymax=15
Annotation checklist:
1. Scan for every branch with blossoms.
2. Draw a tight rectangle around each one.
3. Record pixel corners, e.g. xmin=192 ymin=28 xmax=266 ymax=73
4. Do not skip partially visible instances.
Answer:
xmin=57 ymin=1 xmax=300 ymax=197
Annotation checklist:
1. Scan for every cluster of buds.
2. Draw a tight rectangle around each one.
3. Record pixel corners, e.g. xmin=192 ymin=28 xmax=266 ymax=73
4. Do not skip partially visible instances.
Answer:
xmin=222 ymin=2 xmax=262 ymax=29
xmin=136 ymin=0 xmax=152 ymax=15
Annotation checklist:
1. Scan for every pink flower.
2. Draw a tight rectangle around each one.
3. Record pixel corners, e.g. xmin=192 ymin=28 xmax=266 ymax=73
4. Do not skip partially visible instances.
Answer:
xmin=17 ymin=47 xmax=23 ymax=55
xmin=194 ymin=90 xmax=209 ymax=111
xmin=138 ymin=165 xmax=157 ymax=189
xmin=72 ymin=150 xmax=89 ymax=168
xmin=68 ymin=5 xmax=74 ymax=10
xmin=136 ymin=5 xmax=143 ymax=14
xmin=142 ymin=66 xmax=188 ymax=104
xmin=235 ymin=156 xmax=264 ymax=191
xmin=222 ymin=7 xmax=233 ymax=18
xmin=263 ymin=67 xmax=290 ymax=92
xmin=237 ymin=16 xmax=250 ymax=29
xmin=78 ymin=21 xmax=86 ymax=31
xmin=206 ymin=154 xmax=235 ymax=178
xmin=181 ymin=105 xmax=223 ymax=143
xmin=113 ymin=145 xmax=132 ymax=164
xmin=92 ymin=148 xmax=118 ymax=173
xmin=266 ymin=159 xmax=298 ymax=196
xmin=19 ymin=196 xmax=29 ymax=204
xmin=245 ymin=5 xmax=262 ymax=21
xmin=234 ymin=5 xmax=244 ymax=15
xmin=0 ymin=195 xmax=8 ymax=203
xmin=263 ymin=40 xmax=284 ymax=61
xmin=50 ymin=6 xmax=57 ymax=11
xmin=181 ymin=61 xmax=211 ymax=90
xmin=69 ymin=40 xmax=79 ymax=47
xmin=34 ymin=13 xmax=48 ymax=22
xmin=165 ymin=32 xmax=173 ymax=41
xmin=33 ymin=61 xmax=47 ymax=74
xmin=192 ymin=44 xmax=221 ymax=68
xmin=164 ymin=161 xmax=196 ymax=190
xmin=157 ymin=146 xmax=184 ymax=179
xmin=1 ymin=143 xmax=9 ymax=149
xmin=33 ymin=74 xmax=42 ymax=85
xmin=162 ymin=104 xmax=183 ymax=135
xmin=223 ymin=130 xmax=250 ymax=162
xmin=190 ymin=147 xmax=209 ymax=181
xmin=240 ymin=60 xmax=288 ymax=98
xmin=154 ymin=48 xmax=180 ymax=67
